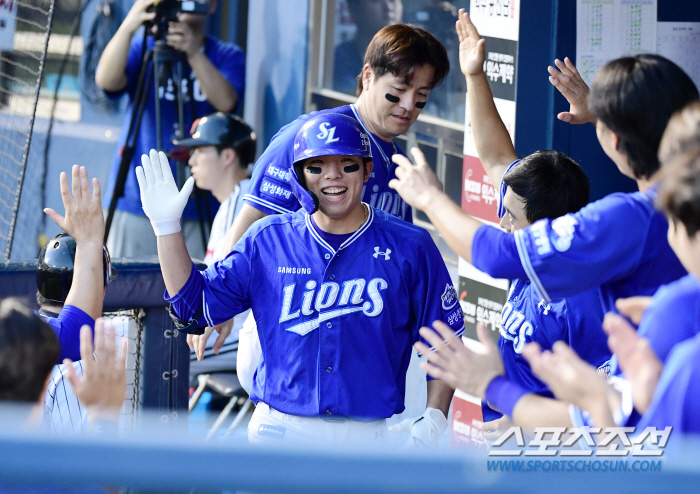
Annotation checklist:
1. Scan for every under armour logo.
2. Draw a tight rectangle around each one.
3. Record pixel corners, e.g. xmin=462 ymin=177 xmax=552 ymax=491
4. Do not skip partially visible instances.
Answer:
xmin=373 ymin=247 xmax=391 ymax=260
xmin=538 ymin=300 xmax=551 ymax=315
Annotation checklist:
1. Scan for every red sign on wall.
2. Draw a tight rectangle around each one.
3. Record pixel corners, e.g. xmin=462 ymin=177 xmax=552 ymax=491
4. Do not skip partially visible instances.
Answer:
xmin=450 ymin=392 xmax=488 ymax=449
xmin=461 ymin=155 xmax=499 ymax=224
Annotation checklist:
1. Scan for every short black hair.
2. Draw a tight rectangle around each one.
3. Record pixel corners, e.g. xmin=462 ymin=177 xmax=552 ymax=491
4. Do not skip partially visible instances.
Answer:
xmin=0 ymin=298 xmax=59 ymax=403
xmin=503 ymin=150 xmax=590 ymax=223
xmin=215 ymin=141 xmax=256 ymax=170
xmin=588 ymin=54 xmax=699 ymax=179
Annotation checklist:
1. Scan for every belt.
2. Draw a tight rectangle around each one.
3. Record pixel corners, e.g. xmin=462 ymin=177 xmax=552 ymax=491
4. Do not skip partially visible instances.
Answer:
xmin=258 ymin=402 xmax=383 ymax=423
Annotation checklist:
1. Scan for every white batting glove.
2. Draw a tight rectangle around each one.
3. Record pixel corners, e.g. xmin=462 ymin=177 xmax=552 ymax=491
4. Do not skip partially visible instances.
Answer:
xmin=388 ymin=407 xmax=448 ymax=448
xmin=135 ymin=149 xmax=195 ymax=236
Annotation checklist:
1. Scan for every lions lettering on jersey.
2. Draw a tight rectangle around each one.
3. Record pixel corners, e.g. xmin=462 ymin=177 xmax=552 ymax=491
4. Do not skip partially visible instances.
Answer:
xmin=279 ymin=278 xmax=388 ymax=336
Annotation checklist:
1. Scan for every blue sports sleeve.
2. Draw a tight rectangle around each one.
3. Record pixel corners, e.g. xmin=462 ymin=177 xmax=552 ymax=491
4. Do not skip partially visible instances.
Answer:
xmin=243 ymin=119 xmax=307 ymax=215
xmin=471 ymin=225 xmax=525 ymax=279
xmin=636 ymin=334 xmax=700 ymax=434
xmin=211 ymin=42 xmax=246 ymax=104
xmin=637 ymin=274 xmax=700 ymax=364
xmin=512 ymin=194 xmax=651 ymax=303
xmin=166 ymin=262 xmax=206 ymax=323
xmin=55 ymin=306 xmax=96 ymax=362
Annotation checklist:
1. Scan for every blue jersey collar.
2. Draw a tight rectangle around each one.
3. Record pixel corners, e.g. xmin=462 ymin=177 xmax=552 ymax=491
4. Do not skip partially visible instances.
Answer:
xmin=305 ymin=203 xmax=375 ymax=255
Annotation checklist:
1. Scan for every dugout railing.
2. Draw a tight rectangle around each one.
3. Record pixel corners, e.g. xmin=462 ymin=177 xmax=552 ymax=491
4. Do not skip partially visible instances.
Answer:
xmin=0 ymin=256 xmax=192 ymax=420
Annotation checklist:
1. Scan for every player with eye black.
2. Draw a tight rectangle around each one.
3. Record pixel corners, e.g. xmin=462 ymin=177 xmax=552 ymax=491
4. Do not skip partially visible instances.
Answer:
xmin=137 ymin=114 xmax=464 ymax=447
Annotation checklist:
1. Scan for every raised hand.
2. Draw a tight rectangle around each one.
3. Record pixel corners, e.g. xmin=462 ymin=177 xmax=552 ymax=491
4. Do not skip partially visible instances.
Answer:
xmin=415 ymin=321 xmax=503 ymax=399
xmin=389 ymin=148 xmax=441 ymax=211
xmin=457 ymin=8 xmax=486 ymax=77
xmin=603 ymin=313 xmax=662 ymax=413
xmin=63 ymin=319 xmax=128 ymax=422
xmin=548 ymin=57 xmax=595 ymax=125
xmin=122 ymin=0 xmax=156 ymax=36
xmin=136 ymin=149 xmax=195 ymax=236
xmin=44 ymin=165 xmax=104 ymax=245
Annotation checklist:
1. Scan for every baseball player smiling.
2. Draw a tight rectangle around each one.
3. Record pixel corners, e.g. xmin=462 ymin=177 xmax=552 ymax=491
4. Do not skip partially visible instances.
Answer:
xmin=137 ymin=114 xmax=464 ymax=446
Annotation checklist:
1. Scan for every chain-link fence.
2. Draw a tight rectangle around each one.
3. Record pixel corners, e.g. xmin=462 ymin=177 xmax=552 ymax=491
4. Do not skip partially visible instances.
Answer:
xmin=0 ymin=0 xmax=55 ymax=259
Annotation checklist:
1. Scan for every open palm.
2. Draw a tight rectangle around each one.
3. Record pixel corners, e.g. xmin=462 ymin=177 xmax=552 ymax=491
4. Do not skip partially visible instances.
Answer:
xmin=457 ymin=9 xmax=485 ymax=77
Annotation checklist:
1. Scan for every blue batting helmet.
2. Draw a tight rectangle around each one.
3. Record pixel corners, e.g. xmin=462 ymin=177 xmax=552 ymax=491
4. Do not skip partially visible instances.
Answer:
xmin=289 ymin=113 xmax=372 ymax=214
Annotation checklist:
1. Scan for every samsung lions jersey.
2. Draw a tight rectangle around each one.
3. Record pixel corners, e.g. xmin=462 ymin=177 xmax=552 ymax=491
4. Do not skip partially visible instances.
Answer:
xmin=483 ymin=280 xmax=610 ymax=421
xmin=168 ymin=207 xmax=464 ymax=418
xmin=243 ymin=104 xmax=412 ymax=222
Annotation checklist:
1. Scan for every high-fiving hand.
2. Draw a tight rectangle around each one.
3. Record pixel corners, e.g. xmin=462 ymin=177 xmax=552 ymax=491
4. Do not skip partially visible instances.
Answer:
xmin=548 ymin=57 xmax=595 ymax=125
xmin=136 ymin=149 xmax=195 ymax=236
xmin=415 ymin=321 xmax=504 ymax=399
xmin=44 ymin=165 xmax=104 ymax=245
xmin=457 ymin=8 xmax=486 ymax=77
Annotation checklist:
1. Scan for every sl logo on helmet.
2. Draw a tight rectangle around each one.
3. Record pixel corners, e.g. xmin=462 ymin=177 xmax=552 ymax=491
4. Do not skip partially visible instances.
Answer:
xmin=317 ymin=123 xmax=340 ymax=144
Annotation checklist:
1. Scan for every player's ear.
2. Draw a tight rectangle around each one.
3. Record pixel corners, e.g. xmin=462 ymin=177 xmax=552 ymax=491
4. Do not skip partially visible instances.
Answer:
xmin=361 ymin=65 xmax=374 ymax=92
xmin=221 ymin=148 xmax=237 ymax=168
xmin=207 ymin=0 xmax=217 ymax=15
xmin=363 ymin=160 xmax=374 ymax=182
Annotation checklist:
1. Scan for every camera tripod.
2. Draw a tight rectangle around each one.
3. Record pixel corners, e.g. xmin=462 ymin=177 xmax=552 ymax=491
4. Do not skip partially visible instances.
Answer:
xmin=103 ymin=29 xmax=211 ymax=251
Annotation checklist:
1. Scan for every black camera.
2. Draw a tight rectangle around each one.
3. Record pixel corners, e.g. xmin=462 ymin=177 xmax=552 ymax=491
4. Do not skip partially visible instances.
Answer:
xmin=150 ymin=0 xmax=209 ymax=40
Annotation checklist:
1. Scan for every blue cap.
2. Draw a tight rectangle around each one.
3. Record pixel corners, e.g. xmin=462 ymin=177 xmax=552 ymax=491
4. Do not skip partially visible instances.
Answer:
xmin=289 ymin=113 xmax=372 ymax=214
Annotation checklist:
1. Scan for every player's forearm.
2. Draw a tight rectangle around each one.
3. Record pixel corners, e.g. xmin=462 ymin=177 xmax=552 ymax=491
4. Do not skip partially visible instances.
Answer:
xmin=466 ymin=73 xmax=518 ymax=182
xmin=188 ymin=51 xmax=238 ymax=112
xmin=64 ymin=240 xmax=105 ymax=320
xmin=511 ymin=394 xmax=573 ymax=433
xmin=426 ymin=379 xmax=454 ymax=418
xmin=222 ymin=204 xmax=267 ymax=253
xmin=95 ymin=24 xmax=135 ymax=91
xmin=157 ymin=232 xmax=194 ymax=296
xmin=421 ymin=190 xmax=482 ymax=263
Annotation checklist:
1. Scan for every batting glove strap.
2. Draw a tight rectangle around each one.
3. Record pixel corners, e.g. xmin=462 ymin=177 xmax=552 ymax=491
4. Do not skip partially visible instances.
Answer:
xmin=410 ymin=407 xmax=448 ymax=447
xmin=150 ymin=219 xmax=181 ymax=237
xmin=167 ymin=304 xmax=205 ymax=335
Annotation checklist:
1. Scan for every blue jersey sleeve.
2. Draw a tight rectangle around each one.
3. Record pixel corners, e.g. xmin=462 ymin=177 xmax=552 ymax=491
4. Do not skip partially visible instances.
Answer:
xmin=410 ymin=230 xmax=465 ymax=379
xmin=471 ymin=225 xmax=525 ymax=280
xmin=243 ymin=118 xmax=308 ymax=215
xmin=637 ymin=334 xmax=700 ymax=434
xmin=208 ymin=39 xmax=246 ymax=104
xmin=512 ymin=193 xmax=654 ymax=303
xmin=167 ymin=228 xmax=256 ymax=327
xmin=637 ymin=274 xmax=700 ymax=364
xmin=45 ymin=306 xmax=95 ymax=363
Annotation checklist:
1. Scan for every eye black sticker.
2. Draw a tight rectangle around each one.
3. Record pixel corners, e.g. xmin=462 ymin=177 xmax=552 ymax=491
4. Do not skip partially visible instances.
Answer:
xmin=385 ymin=93 xmax=400 ymax=103
xmin=415 ymin=101 xmax=426 ymax=108
xmin=343 ymin=163 xmax=361 ymax=173
xmin=305 ymin=166 xmax=322 ymax=174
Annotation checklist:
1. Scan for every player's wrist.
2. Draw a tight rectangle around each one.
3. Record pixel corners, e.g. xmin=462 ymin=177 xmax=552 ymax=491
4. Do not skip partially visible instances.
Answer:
xmin=151 ymin=219 xmax=182 ymax=236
